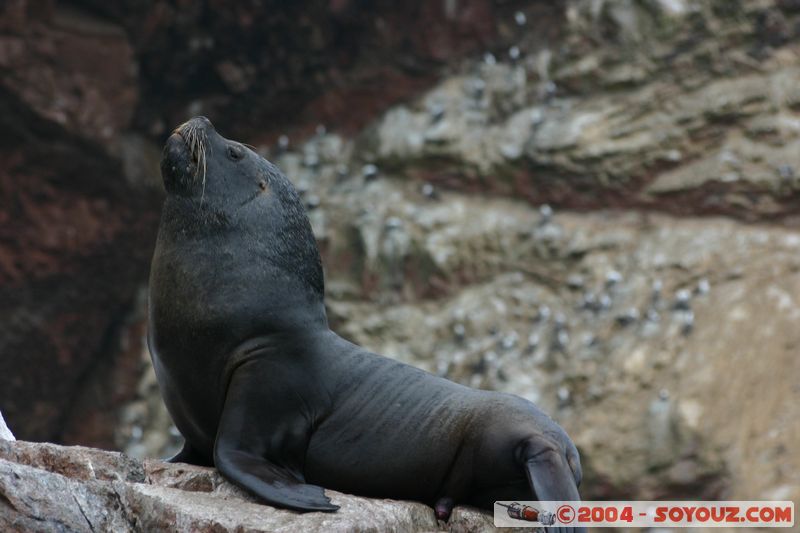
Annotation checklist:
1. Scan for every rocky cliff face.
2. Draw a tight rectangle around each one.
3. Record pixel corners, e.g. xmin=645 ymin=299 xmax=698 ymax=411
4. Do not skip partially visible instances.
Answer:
xmin=2 ymin=0 xmax=799 ymax=529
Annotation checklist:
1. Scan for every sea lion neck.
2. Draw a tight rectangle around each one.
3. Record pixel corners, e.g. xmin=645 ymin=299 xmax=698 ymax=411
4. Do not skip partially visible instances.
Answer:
xmin=155 ymin=193 xmax=327 ymax=302
xmin=157 ymin=152 xmax=326 ymax=304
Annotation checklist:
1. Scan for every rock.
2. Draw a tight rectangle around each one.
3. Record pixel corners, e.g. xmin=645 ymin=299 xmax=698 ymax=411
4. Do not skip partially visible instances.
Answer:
xmin=0 ymin=458 xmax=135 ymax=533
xmin=0 ymin=3 xmax=138 ymax=144
xmin=0 ymin=410 xmax=14 ymax=441
xmin=0 ymin=2 xmax=161 ymax=446
xmin=367 ymin=1 xmax=800 ymax=218
xmin=0 ymin=440 xmax=502 ymax=532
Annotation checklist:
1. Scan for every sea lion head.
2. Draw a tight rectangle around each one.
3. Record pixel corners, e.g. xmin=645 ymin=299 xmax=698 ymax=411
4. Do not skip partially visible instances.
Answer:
xmin=162 ymin=116 xmax=269 ymax=204
xmin=159 ymin=116 xmax=325 ymax=300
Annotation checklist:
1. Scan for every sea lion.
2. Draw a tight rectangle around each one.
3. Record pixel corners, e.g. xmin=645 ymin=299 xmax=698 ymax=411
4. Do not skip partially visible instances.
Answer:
xmin=148 ymin=116 xmax=585 ymax=530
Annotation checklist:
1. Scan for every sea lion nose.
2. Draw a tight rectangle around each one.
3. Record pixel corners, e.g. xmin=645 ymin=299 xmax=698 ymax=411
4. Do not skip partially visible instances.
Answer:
xmin=173 ymin=116 xmax=215 ymax=136
xmin=186 ymin=115 xmax=214 ymax=131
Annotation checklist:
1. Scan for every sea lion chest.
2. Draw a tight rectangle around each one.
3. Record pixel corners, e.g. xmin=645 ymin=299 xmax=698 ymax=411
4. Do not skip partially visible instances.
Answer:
xmin=148 ymin=227 xmax=263 ymax=450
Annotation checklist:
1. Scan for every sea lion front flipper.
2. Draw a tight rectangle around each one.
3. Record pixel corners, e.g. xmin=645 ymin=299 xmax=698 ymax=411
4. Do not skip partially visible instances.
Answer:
xmin=214 ymin=450 xmax=337 ymax=512
xmin=522 ymin=439 xmax=585 ymax=533
xmin=214 ymin=360 xmax=339 ymax=513
xmin=168 ymin=442 xmax=213 ymax=466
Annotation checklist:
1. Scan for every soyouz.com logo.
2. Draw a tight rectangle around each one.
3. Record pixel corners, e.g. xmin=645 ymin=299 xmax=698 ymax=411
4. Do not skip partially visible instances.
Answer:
xmin=493 ymin=501 xmax=795 ymax=528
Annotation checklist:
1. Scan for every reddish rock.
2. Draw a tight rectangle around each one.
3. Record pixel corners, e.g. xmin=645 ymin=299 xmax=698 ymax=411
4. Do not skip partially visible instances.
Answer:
xmin=0 ymin=2 xmax=138 ymax=144
xmin=0 ymin=1 xmax=159 ymax=445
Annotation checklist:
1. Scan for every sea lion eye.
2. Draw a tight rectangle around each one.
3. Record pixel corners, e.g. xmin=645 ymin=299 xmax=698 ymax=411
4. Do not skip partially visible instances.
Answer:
xmin=227 ymin=144 xmax=244 ymax=161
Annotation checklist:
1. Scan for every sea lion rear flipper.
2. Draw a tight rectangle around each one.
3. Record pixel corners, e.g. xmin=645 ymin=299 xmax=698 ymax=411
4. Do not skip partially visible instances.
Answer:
xmin=522 ymin=441 xmax=585 ymax=533
xmin=214 ymin=360 xmax=339 ymax=513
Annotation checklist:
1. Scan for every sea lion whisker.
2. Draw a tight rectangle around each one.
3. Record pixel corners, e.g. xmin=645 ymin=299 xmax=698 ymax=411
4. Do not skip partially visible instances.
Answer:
xmin=180 ymin=124 xmax=209 ymax=194
xmin=198 ymin=140 xmax=208 ymax=203
xmin=181 ymin=125 xmax=193 ymax=155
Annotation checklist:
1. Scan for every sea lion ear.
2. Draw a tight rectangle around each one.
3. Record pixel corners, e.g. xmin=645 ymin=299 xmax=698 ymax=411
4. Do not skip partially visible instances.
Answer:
xmin=213 ymin=357 xmax=339 ymax=512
